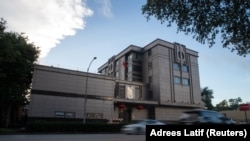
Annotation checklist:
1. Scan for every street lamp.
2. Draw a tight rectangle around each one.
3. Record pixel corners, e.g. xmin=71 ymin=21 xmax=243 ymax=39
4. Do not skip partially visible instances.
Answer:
xmin=83 ymin=57 xmax=97 ymax=124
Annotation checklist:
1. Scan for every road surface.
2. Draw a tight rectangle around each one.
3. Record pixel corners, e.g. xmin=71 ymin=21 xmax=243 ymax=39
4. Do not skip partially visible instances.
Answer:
xmin=0 ymin=134 xmax=145 ymax=141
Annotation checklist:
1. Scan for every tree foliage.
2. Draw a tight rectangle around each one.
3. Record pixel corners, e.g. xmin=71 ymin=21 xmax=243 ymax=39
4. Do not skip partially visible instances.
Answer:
xmin=228 ymin=97 xmax=242 ymax=110
xmin=215 ymin=99 xmax=229 ymax=111
xmin=0 ymin=18 xmax=40 ymax=127
xmin=216 ymin=97 xmax=242 ymax=111
xmin=201 ymin=87 xmax=214 ymax=110
xmin=142 ymin=0 xmax=250 ymax=56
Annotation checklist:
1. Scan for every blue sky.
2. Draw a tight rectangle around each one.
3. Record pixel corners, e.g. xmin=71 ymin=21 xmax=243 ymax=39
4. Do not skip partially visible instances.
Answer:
xmin=0 ymin=0 xmax=249 ymax=105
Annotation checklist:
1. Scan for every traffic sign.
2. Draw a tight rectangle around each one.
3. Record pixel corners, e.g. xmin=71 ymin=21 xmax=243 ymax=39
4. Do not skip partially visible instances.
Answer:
xmin=239 ymin=104 xmax=249 ymax=111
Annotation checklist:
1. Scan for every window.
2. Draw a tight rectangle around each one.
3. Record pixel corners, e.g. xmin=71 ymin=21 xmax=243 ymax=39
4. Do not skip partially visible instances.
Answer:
xmin=128 ymin=52 xmax=142 ymax=60
xmin=174 ymin=63 xmax=189 ymax=72
xmin=55 ymin=111 xmax=65 ymax=117
xmin=128 ymin=53 xmax=133 ymax=60
xmin=182 ymin=65 xmax=189 ymax=72
xmin=87 ymin=113 xmax=103 ymax=119
xmin=65 ymin=112 xmax=75 ymax=118
xmin=148 ymin=49 xmax=152 ymax=56
xmin=174 ymin=76 xmax=181 ymax=84
xmin=173 ymin=63 xmax=180 ymax=70
xmin=115 ymin=71 xmax=119 ymax=78
xmin=182 ymin=78 xmax=190 ymax=86
xmin=149 ymin=76 xmax=152 ymax=83
xmin=148 ymin=62 xmax=152 ymax=70
xmin=55 ymin=111 xmax=75 ymax=118
xmin=115 ymin=60 xmax=120 ymax=70
xmin=118 ymin=84 xmax=125 ymax=98
xmin=128 ymin=65 xmax=132 ymax=72
xmin=133 ymin=65 xmax=142 ymax=72
xmin=136 ymin=53 xmax=142 ymax=60
xmin=116 ymin=60 xmax=119 ymax=65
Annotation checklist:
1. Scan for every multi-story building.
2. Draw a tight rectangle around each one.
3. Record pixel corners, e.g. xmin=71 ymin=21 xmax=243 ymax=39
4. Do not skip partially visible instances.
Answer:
xmin=27 ymin=38 xmax=204 ymax=123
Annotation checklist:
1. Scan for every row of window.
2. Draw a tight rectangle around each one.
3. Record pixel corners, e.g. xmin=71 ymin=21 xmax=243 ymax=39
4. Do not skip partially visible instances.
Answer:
xmin=149 ymin=76 xmax=190 ymax=86
xmin=174 ymin=76 xmax=190 ymax=85
xmin=114 ymin=52 xmax=142 ymax=69
xmin=55 ymin=111 xmax=103 ymax=119
xmin=148 ymin=62 xmax=189 ymax=72
xmin=55 ymin=111 xmax=75 ymax=118
xmin=87 ymin=113 xmax=103 ymax=119
xmin=128 ymin=65 xmax=142 ymax=72
xmin=173 ymin=63 xmax=189 ymax=72
xmin=128 ymin=52 xmax=143 ymax=60
xmin=148 ymin=48 xmax=186 ymax=62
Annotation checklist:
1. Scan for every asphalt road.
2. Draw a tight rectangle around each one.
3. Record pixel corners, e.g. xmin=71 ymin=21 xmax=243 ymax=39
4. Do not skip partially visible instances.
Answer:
xmin=0 ymin=134 xmax=145 ymax=141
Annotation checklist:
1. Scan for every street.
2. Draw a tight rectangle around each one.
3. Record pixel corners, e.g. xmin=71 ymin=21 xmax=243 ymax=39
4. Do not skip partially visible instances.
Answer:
xmin=0 ymin=134 xmax=145 ymax=141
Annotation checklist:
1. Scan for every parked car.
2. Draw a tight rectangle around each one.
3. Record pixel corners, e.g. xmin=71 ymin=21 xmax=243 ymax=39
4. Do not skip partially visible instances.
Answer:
xmin=179 ymin=109 xmax=231 ymax=125
xmin=121 ymin=119 xmax=166 ymax=134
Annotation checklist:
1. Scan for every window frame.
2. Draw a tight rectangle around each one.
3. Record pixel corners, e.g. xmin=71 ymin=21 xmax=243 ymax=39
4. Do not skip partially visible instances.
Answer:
xmin=174 ymin=76 xmax=181 ymax=84
xmin=148 ymin=49 xmax=152 ymax=56
xmin=182 ymin=78 xmax=190 ymax=86
xmin=182 ymin=65 xmax=189 ymax=72
xmin=173 ymin=63 xmax=180 ymax=70
xmin=148 ymin=62 xmax=152 ymax=70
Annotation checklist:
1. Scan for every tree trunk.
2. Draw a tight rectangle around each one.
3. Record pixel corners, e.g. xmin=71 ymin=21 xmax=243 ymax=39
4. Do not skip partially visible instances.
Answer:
xmin=0 ymin=105 xmax=11 ymax=128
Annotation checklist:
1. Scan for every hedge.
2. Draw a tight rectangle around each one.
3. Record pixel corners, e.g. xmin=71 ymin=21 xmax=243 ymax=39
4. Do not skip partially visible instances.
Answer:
xmin=25 ymin=120 xmax=126 ymax=133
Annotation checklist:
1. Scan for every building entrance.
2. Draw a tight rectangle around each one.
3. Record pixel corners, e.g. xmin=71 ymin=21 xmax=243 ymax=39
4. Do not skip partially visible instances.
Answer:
xmin=119 ymin=108 xmax=132 ymax=123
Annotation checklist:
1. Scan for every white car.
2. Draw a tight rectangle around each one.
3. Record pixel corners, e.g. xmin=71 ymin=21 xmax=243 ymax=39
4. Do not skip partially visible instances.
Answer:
xmin=224 ymin=118 xmax=237 ymax=124
xmin=179 ymin=109 xmax=231 ymax=125
xmin=121 ymin=119 xmax=166 ymax=134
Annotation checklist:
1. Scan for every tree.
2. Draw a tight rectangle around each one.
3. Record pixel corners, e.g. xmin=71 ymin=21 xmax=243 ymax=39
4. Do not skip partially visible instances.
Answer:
xmin=215 ymin=99 xmax=229 ymax=111
xmin=201 ymin=87 xmax=214 ymax=110
xmin=0 ymin=18 xmax=40 ymax=128
xmin=214 ymin=97 xmax=242 ymax=111
xmin=142 ymin=0 xmax=250 ymax=56
xmin=228 ymin=97 xmax=242 ymax=110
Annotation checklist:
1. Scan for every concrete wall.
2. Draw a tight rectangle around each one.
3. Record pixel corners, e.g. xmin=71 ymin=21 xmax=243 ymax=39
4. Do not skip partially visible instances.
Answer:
xmin=28 ymin=65 xmax=115 ymax=120
xmin=221 ymin=110 xmax=250 ymax=123
xmin=155 ymin=107 xmax=187 ymax=122
xmin=28 ymin=65 xmax=151 ymax=121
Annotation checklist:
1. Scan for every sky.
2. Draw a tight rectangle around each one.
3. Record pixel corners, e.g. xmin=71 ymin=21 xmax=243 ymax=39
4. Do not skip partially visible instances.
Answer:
xmin=0 ymin=0 xmax=249 ymax=105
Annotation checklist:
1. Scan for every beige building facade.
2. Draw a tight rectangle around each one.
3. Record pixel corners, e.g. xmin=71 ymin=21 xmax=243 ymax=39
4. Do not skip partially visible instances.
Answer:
xmin=28 ymin=39 xmax=204 ymax=123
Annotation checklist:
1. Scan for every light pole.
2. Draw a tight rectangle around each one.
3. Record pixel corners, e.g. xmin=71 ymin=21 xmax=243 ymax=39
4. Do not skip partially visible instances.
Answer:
xmin=83 ymin=57 xmax=97 ymax=124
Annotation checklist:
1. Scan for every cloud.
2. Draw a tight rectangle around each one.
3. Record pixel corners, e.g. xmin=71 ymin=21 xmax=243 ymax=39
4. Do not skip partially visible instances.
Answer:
xmin=95 ymin=0 xmax=113 ymax=18
xmin=0 ymin=0 xmax=93 ymax=58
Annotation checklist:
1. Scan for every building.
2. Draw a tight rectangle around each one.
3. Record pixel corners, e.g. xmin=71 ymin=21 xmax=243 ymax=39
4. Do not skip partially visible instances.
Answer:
xmin=27 ymin=38 xmax=204 ymax=123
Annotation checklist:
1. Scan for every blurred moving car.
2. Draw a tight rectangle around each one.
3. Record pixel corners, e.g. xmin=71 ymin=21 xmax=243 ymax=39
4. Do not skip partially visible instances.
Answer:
xmin=179 ymin=109 xmax=232 ymax=125
xmin=121 ymin=119 xmax=166 ymax=134
xmin=224 ymin=118 xmax=237 ymax=124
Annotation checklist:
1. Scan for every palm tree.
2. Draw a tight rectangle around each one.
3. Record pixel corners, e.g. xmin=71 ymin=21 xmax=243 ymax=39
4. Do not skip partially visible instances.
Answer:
xmin=201 ymin=87 xmax=214 ymax=110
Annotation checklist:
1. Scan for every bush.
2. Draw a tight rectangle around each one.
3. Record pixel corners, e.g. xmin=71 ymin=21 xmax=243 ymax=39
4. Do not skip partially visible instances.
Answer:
xmin=25 ymin=120 xmax=125 ymax=133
